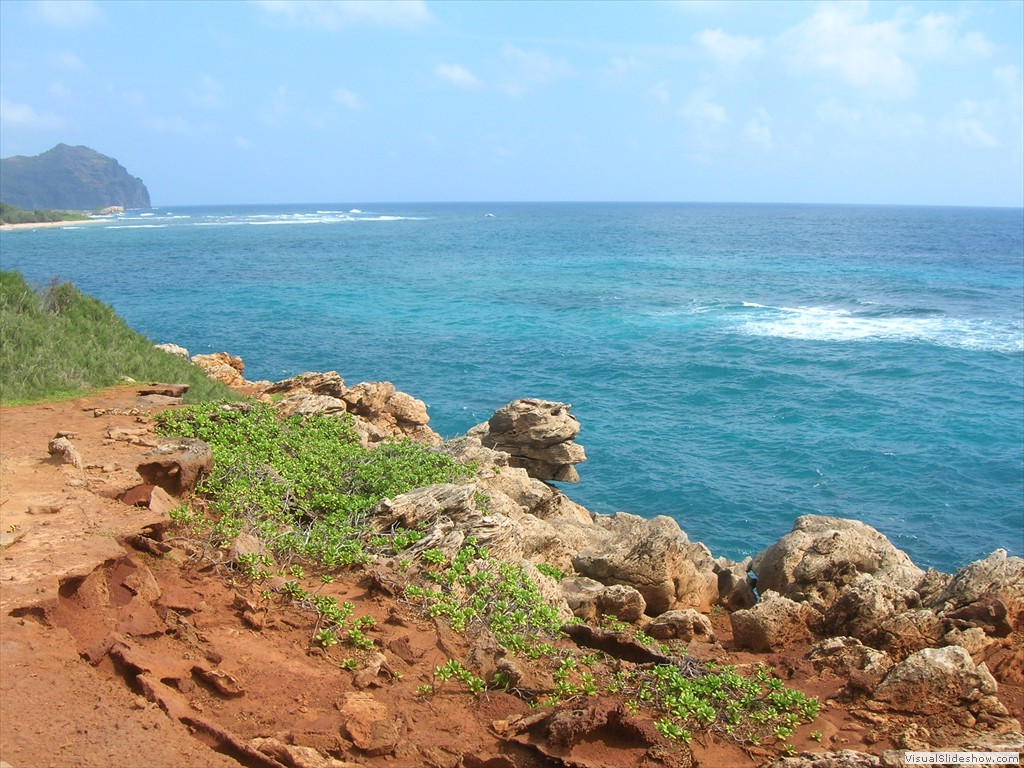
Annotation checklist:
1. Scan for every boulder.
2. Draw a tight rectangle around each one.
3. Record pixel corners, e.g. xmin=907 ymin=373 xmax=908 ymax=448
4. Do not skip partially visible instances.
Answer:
xmin=468 ymin=399 xmax=586 ymax=482
xmin=572 ymin=513 xmax=718 ymax=615
xmin=154 ymin=343 xmax=189 ymax=358
xmin=338 ymin=692 xmax=401 ymax=757
xmin=191 ymin=352 xmax=249 ymax=389
xmin=871 ymin=646 xmax=1008 ymax=720
xmin=647 ymin=609 xmax=716 ymax=643
xmin=597 ymin=584 xmax=647 ymax=623
xmin=805 ymin=637 xmax=894 ymax=689
xmin=343 ymin=381 xmax=439 ymax=445
xmin=714 ymin=557 xmax=758 ymax=611
xmin=274 ymin=393 xmax=348 ymax=418
xmin=821 ymin=573 xmax=920 ymax=646
xmin=263 ymin=371 xmax=347 ymax=400
xmin=136 ymin=439 xmax=213 ymax=495
xmin=930 ymin=550 xmax=1024 ymax=637
xmin=47 ymin=436 xmax=82 ymax=468
xmin=730 ymin=591 xmax=819 ymax=652
xmin=751 ymin=516 xmax=925 ymax=612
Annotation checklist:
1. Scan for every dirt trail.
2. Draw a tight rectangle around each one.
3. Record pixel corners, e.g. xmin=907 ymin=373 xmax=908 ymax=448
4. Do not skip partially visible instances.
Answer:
xmin=2 ymin=388 xmax=1013 ymax=768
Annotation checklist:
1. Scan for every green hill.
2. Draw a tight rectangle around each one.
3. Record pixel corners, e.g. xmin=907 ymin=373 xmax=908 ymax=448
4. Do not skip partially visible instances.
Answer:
xmin=0 ymin=271 xmax=236 ymax=405
xmin=0 ymin=144 xmax=150 ymax=211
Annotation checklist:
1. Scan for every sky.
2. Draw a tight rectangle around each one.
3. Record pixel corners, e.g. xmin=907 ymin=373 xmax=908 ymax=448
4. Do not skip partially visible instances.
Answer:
xmin=0 ymin=0 xmax=1022 ymax=207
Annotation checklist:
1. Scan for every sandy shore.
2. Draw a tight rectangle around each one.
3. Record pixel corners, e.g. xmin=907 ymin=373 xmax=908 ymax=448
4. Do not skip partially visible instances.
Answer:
xmin=0 ymin=217 xmax=108 ymax=232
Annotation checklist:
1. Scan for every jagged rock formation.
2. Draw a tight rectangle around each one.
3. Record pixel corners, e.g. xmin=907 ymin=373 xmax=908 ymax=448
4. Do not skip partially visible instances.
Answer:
xmin=468 ymin=398 xmax=586 ymax=482
xmin=0 ymin=144 xmax=150 ymax=210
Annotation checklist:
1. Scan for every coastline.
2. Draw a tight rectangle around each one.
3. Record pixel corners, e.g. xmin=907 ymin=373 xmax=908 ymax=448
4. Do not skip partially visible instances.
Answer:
xmin=0 ymin=217 xmax=108 ymax=232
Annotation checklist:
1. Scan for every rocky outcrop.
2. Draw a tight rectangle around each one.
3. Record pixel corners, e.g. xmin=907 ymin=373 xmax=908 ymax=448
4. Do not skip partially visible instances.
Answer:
xmin=752 ymin=516 xmax=925 ymax=612
xmin=342 ymin=381 xmax=438 ymax=445
xmin=136 ymin=439 xmax=213 ymax=496
xmin=572 ymin=513 xmax=718 ymax=615
xmin=155 ymin=343 xmax=189 ymax=359
xmin=191 ymin=353 xmax=251 ymax=390
xmin=731 ymin=591 xmax=819 ymax=652
xmin=560 ymin=577 xmax=647 ymax=623
xmin=468 ymin=399 xmax=586 ymax=482
xmin=647 ymin=609 xmax=716 ymax=643
xmin=870 ymin=646 xmax=1010 ymax=724
xmin=929 ymin=550 xmax=1024 ymax=637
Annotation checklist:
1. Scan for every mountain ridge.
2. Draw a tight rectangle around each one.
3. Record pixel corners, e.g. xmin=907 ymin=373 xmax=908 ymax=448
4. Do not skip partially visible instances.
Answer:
xmin=0 ymin=143 xmax=150 ymax=210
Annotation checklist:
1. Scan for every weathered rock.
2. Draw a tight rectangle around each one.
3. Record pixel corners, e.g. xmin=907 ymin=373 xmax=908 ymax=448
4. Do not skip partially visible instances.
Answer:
xmin=274 ymin=393 xmax=348 ymax=418
xmin=338 ymin=692 xmax=401 ymax=756
xmin=252 ymin=738 xmax=359 ymax=768
xmin=930 ymin=550 xmax=1024 ymax=637
xmin=874 ymin=609 xmax=947 ymax=659
xmin=822 ymin=573 xmax=920 ymax=647
xmin=871 ymin=645 xmax=1007 ymax=719
xmin=805 ymin=637 xmax=894 ymax=689
xmin=48 ymin=436 xmax=82 ymax=468
xmin=572 ymin=513 xmax=718 ymax=615
xmin=155 ymin=343 xmax=189 ymax=358
xmin=191 ymin=352 xmax=249 ymax=388
xmin=263 ymin=371 xmax=347 ymax=400
xmin=751 ymin=516 xmax=925 ymax=612
xmin=343 ymin=381 xmax=439 ymax=444
xmin=766 ymin=751 xmax=882 ymax=768
xmin=598 ymin=584 xmax=647 ymax=623
xmin=441 ymin=435 xmax=511 ymax=471
xmin=136 ymin=439 xmax=213 ymax=495
xmin=560 ymin=577 xmax=609 ymax=622
xmin=647 ymin=609 xmax=716 ymax=643
xmin=731 ymin=591 xmax=819 ymax=652
xmin=714 ymin=557 xmax=758 ymax=611
xmin=468 ymin=399 xmax=586 ymax=482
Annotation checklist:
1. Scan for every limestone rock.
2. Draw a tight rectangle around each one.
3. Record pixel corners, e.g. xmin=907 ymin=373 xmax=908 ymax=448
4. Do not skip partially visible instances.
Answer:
xmin=930 ymin=550 xmax=1024 ymax=637
xmin=136 ymin=439 xmax=213 ymax=495
xmin=560 ymin=577 xmax=608 ymax=622
xmin=647 ymin=609 xmax=716 ymax=643
xmin=806 ymin=637 xmax=894 ymax=688
xmin=338 ymin=693 xmax=401 ymax=757
xmin=468 ymin=399 xmax=586 ymax=482
xmin=442 ymin=435 xmax=511 ymax=471
xmin=731 ymin=590 xmax=819 ymax=652
xmin=572 ymin=513 xmax=718 ymax=615
xmin=343 ymin=381 xmax=439 ymax=444
xmin=872 ymin=645 xmax=1007 ymax=718
xmin=191 ymin=352 xmax=248 ymax=388
xmin=715 ymin=557 xmax=758 ymax=611
xmin=263 ymin=371 xmax=347 ymax=400
xmin=274 ymin=393 xmax=348 ymax=418
xmin=822 ymin=573 xmax=921 ymax=647
xmin=766 ymin=751 xmax=882 ymax=768
xmin=48 ymin=436 xmax=82 ymax=468
xmin=252 ymin=738 xmax=358 ymax=768
xmin=751 ymin=516 xmax=925 ymax=612
xmin=154 ymin=343 xmax=189 ymax=358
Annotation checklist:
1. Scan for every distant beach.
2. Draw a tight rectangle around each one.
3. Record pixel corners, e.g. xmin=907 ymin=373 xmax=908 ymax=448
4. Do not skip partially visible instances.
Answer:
xmin=0 ymin=218 xmax=107 ymax=232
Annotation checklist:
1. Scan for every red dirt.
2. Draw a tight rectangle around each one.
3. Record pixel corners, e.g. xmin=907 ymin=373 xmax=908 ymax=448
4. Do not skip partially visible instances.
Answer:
xmin=1 ymin=388 xmax=1017 ymax=768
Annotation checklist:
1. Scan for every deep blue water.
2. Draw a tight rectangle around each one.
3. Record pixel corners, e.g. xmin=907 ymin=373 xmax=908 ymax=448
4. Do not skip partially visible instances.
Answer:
xmin=2 ymin=202 xmax=1022 ymax=572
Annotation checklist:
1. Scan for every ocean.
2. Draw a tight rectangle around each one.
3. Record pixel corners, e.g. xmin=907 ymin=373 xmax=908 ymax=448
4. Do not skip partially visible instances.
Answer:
xmin=2 ymin=202 xmax=1022 ymax=573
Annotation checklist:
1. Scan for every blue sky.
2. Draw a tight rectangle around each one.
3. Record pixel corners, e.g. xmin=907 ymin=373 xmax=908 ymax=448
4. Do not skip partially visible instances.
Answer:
xmin=1 ymin=0 xmax=1021 ymax=206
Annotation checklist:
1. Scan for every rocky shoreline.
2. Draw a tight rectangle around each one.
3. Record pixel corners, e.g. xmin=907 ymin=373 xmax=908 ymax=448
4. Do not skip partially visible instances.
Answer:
xmin=1 ymin=346 xmax=1020 ymax=768
xmin=178 ymin=347 xmax=1024 ymax=761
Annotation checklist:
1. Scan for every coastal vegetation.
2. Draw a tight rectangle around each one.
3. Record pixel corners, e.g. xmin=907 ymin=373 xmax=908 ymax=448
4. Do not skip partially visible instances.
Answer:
xmin=156 ymin=400 xmax=821 ymax=752
xmin=0 ymin=201 xmax=89 ymax=225
xmin=0 ymin=270 xmax=237 ymax=404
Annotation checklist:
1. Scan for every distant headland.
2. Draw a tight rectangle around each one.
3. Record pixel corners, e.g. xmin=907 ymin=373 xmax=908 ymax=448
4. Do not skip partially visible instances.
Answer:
xmin=0 ymin=143 xmax=150 ymax=211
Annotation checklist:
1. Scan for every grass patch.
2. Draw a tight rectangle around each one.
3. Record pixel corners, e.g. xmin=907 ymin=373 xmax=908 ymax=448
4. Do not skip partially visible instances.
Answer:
xmin=0 ymin=270 xmax=238 ymax=404
xmin=0 ymin=201 xmax=89 ymax=225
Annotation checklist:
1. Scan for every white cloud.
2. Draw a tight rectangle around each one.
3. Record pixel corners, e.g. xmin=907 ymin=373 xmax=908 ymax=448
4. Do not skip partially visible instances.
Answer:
xmin=145 ymin=115 xmax=199 ymax=135
xmin=915 ymin=13 xmax=994 ymax=59
xmin=189 ymin=75 xmax=225 ymax=109
xmin=330 ymin=87 xmax=361 ymax=109
xmin=694 ymin=28 xmax=763 ymax=67
xmin=679 ymin=87 xmax=728 ymax=126
xmin=232 ymin=135 xmax=254 ymax=149
xmin=783 ymin=1 xmax=916 ymax=99
xmin=500 ymin=45 xmax=571 ymax=96
xmin=0 ymin=97 xmax=63 ymax=128
xmin=647 ymin=80 xmax=671 ymax=106
xmin=435 ymin=64 xmax=482 ymax=89
xmin=33 ymin=0 xmax=101 ymax=27
xmin=744 ymin=110 xmax=773 ymax=149
xmin=253 ymin=0 xmax=430 ymax=30
xmin=54 ymin=50 xmax=85 ymax=70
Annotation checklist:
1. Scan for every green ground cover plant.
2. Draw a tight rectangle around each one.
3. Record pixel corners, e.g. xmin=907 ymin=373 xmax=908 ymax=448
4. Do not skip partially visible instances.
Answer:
xmin=0 ymin=202 xmax=89 ymax=225
xmin=0 ymin=271 xmax=237 ymax=404
xmin=155 ymin=402 xmax=475 ymax=567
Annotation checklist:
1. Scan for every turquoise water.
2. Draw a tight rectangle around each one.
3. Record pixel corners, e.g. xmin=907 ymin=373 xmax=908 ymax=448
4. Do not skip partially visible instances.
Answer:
xmin=2 ymin=202 xmax=1022 ymax=572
